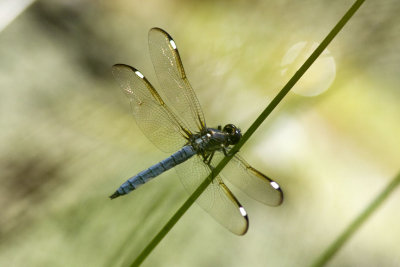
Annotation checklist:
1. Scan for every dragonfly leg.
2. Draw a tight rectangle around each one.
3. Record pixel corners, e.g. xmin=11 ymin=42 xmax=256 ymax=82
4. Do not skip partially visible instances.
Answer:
xmin=203 ymin=151 xmax=217 ymax=183
xmin=201 ymin=151 xmax=208 ymax=162
xmin=205 ymin=158 xmax=218 ymax=183
xmin=207 ymin=151 xmax=215 ymax=165
xmin=222 ymin=147 xmax=229 ymax=156
xmin=203 ymin=151 xmax=215 ymax=165
xmin=223 ymin=147 xmax=237 ymax=157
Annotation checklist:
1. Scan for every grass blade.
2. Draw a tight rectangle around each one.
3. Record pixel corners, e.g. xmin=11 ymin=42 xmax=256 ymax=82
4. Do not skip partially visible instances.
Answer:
xmin=127 ymin=0 xmax=366 ymax=266
xmin=311 ymin=171 xmax=400 ymax=266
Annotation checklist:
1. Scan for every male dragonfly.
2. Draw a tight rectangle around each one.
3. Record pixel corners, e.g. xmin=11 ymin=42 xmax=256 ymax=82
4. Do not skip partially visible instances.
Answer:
xmin=110 ymin=28 xmax=283 ymax=235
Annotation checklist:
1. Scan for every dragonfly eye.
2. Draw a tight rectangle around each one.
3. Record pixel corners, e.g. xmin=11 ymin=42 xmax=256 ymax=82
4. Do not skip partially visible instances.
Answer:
xmin=223 ymin=124 xmax=242 ymax=145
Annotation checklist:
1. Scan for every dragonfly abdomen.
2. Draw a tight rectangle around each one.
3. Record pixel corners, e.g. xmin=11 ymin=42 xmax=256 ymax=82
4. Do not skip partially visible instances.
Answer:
xmin=110 ymin=145 xmax=196 ymax=199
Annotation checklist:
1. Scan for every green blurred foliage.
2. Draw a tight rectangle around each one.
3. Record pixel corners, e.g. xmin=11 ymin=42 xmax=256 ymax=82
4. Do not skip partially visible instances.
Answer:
xmin=0 ymin=0 xmax=399 ymax=266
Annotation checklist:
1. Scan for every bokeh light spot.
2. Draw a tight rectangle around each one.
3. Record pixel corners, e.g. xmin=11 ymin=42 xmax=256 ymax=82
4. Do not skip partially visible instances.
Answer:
xmin=281 ymin=41 xmax=336 ymax=97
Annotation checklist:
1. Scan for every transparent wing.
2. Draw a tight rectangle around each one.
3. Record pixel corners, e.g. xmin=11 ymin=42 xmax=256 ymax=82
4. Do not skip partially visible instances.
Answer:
xmin=222 ymin=154 xmax=283 ymax=206
xmin=148 ymin=28 xmax=206 ymax=133
xmin=112 ymin=64 xmax=192 ymax=153
xmin=175 ymin=153 xmax=248 ymax=235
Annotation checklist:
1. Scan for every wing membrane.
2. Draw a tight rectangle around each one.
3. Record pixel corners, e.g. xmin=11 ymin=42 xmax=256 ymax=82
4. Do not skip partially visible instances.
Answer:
xmin=222 ymin=154 xmax=283 ymax=206
xmin=175 ymin=153 xmax=248 ymax=235
xmin=148 ymin=28 xmax=206 ymax=133
xmin=112 ymin=64 xmax=190 ymax=153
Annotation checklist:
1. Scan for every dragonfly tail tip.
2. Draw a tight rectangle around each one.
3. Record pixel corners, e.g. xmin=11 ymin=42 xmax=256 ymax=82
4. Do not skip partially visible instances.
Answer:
xmin=109 ymin=191 xmax=121 ymax=199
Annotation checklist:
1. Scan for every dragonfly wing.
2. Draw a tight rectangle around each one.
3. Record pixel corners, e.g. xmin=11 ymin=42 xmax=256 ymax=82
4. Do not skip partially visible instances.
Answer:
xmin=148 ymin=28 xmax=206 ymax=133
xmin=112 ymin=64 xmax=191 ymax=153
xmin=222 ymin=154 xmax=283 ymax=206
xmin=175 ymin=153 xmax=248 ymax=235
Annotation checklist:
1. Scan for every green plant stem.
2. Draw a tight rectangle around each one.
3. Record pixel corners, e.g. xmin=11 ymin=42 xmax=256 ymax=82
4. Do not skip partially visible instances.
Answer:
xmin=129 ymin=1 xmax=365 ymax=266
xmin=311 ymin=171 xmax=400 ymax=267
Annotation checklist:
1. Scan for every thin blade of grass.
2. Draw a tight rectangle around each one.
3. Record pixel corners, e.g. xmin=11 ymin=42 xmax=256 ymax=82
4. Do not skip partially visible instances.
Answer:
xmin=128 ymin=1 xmax=365 ymax=266
xmin=311 ymin=171 xmax=400 ymax=267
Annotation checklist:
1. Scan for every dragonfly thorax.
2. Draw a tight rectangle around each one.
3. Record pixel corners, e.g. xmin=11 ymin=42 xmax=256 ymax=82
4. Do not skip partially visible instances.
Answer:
xmin=191 ymin=124 xmax=242 ymax=154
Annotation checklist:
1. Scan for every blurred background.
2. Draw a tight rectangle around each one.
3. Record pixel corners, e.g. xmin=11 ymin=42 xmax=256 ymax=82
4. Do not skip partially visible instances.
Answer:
xmin=1 ymin=0 xmax=399 ymax=266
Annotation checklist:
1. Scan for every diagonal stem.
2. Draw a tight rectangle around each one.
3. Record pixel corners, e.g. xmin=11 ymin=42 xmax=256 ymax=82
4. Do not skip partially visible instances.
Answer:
xmin=128 ymin=0 xmax=365 ymax=266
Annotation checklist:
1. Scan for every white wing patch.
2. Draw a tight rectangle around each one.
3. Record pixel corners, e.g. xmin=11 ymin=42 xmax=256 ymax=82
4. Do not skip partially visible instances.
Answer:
xmin=169 ymin=39 xmax=177 ymax=49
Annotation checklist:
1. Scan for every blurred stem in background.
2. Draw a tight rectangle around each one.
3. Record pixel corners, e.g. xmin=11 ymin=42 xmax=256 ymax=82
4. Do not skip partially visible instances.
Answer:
xmin=311 ymin=171 xmax=400 ymax=267
xmin=127 ymin=0 xmax=366 ymax=266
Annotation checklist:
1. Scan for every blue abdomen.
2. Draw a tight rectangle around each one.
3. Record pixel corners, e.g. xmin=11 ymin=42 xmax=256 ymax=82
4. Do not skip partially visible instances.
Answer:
xmin=110 ymin=145 xmax=196 ymax=199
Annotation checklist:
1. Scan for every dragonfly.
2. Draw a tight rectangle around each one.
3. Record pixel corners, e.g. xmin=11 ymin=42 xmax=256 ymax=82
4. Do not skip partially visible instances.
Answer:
xmin=110 ymin=28 xmax=283 ymax=235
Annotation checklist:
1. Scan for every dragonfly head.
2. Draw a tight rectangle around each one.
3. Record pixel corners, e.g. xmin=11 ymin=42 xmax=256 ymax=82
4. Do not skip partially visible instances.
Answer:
xmin=223 ymin=124 xmax=242 ymax=145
